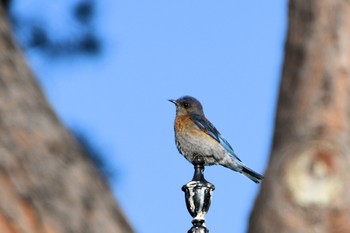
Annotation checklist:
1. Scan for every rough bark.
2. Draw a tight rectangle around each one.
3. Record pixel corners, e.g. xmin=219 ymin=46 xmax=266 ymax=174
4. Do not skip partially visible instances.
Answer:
xmin=0 ymin=6 xmax=134 ymax=233
xmin=248 ymin=1 xmax=350 ymax=233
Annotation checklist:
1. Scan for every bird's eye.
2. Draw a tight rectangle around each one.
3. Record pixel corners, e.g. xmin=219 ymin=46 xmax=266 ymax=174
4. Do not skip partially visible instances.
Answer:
xmin=183 ymin=102 xmax=189 ymax=108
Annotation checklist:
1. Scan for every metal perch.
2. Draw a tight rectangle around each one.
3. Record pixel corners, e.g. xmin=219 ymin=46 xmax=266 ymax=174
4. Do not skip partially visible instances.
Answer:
xmin=182 ymin=156 xmax=215 ymax=233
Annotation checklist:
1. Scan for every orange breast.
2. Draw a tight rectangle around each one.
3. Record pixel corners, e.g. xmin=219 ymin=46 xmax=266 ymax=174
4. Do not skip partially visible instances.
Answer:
xmin=174 ymin=115 xmax=193 ymax=133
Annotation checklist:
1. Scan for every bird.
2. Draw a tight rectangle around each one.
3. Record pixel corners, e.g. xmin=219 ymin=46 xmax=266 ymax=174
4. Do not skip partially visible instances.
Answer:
xmin=169 ymin=95 xmax=263 ymax=183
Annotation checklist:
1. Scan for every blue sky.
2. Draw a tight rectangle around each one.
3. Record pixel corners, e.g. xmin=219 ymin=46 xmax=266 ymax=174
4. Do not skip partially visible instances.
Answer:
xmin=12 ymin=1 xmax=287 ymax=232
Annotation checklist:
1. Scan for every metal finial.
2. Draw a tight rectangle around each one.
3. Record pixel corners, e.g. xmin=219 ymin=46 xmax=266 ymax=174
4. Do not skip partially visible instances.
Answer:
xmin=182 ymin=156 xmax=215 ymax=233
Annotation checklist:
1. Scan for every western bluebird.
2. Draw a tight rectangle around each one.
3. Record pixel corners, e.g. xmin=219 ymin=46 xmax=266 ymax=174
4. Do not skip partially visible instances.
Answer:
xmin=169 ymin=95 xmax=263 ymax=183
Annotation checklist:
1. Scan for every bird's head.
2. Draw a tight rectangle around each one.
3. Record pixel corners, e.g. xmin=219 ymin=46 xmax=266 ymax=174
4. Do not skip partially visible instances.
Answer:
xmin=169 ymin=96 xmax=204 ymax=116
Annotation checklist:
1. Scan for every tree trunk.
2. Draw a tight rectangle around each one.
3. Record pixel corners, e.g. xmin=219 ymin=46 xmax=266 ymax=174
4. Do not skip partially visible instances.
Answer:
xmin=248 ymin=0 xmax=350 ymax=232
xmin=0 ymin=6 xmax=133 ymax=233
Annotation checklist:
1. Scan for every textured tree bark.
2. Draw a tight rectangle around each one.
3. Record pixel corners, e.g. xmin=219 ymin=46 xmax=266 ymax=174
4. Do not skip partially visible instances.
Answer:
xmin=0 ymin=5 xmax=133 ymax=233
xmin=248 ymin=1 xmax=350 ymax=233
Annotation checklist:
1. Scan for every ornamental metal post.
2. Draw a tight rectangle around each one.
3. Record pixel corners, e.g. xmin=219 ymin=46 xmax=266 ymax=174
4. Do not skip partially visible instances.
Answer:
xmin=182 ymin=156 xmax=215 ymax=233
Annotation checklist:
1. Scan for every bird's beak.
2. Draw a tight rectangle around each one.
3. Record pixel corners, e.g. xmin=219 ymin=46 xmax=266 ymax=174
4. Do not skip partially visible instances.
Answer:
xmin=168 ymin=99 xmax=178 ymax=106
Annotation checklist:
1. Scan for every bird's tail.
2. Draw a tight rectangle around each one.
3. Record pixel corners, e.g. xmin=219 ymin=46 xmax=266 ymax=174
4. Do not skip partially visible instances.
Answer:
xmin=241 ymin=165 xmax=264 ymax=183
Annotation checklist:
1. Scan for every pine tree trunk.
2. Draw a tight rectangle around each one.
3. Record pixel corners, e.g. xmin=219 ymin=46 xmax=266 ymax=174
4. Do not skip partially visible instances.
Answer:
xmin=248 ymin=1 xmax=350 ymax=232
xmin=0 ymin=6 xmax=133 ymax=233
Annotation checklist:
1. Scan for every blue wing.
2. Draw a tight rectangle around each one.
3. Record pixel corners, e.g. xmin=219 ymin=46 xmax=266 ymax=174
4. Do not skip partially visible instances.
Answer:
xmin=189 ymin=114 xmax=220 ymax=142
xmin=218 ymin=136 xmax=241 ymax=162
xmin=189 ymin=113 xmax=242 ymax=162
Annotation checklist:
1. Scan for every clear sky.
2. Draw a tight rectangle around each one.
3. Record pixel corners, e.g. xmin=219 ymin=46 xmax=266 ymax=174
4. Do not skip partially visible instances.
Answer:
xmin=12 ymin=0 xmax=287 ymax=232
